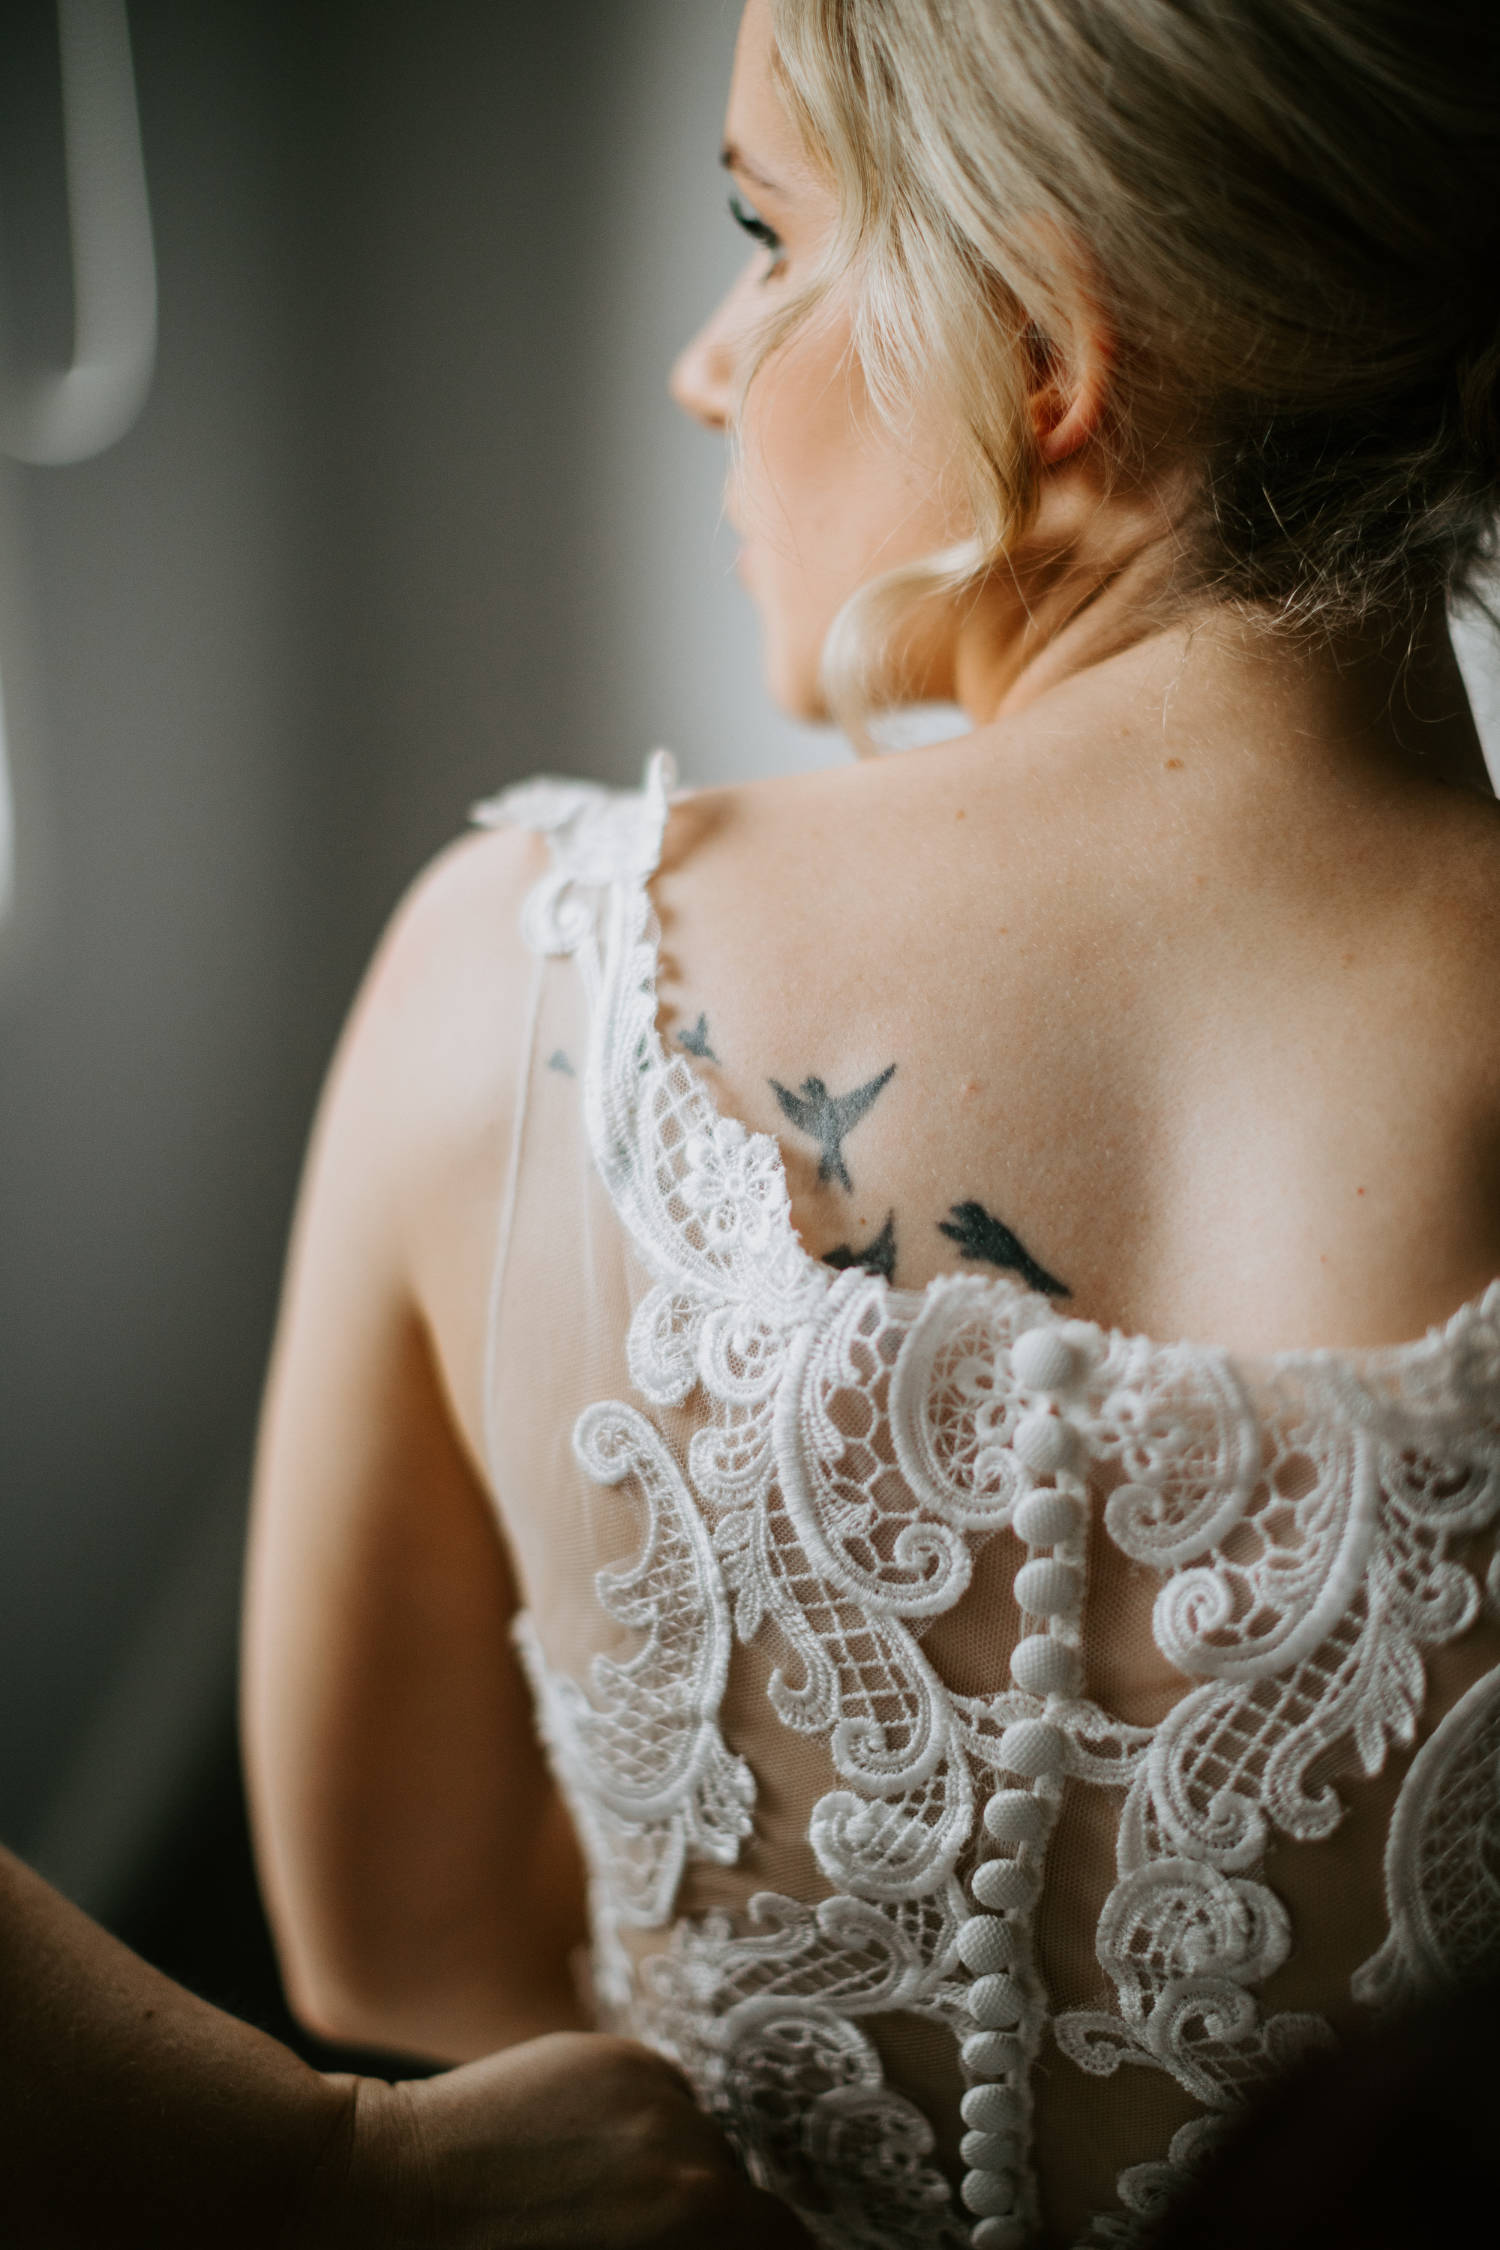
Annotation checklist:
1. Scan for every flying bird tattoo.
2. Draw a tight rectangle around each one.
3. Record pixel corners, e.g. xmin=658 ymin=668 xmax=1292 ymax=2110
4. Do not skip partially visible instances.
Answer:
xmin=938 ymin=1200 xmax=1071 ymax=1297
xmin=822 ymin=1210 xmax=898 ymax=1283
xmin=770 ymin=1062 xmax=897 ymax=1193
xmin=677 ymin=1013 xmax=719 ymax=1062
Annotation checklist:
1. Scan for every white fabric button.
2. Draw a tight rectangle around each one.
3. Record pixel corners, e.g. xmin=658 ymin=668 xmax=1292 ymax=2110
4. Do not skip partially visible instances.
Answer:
xmin=962 ymin=2168 xmax=1018 ymax=2218
xmin=961 ymin=2083 xmax=1022 ymax=2132
xmin=957 ymin=1914 xmax=1015 ymax=1974
xmin=1011 ymin=1327 xmax=1080 ymax=1392
xmin=1014 ymin=1558 xmax=1080 ymax=1617
xmin=997 ymin=1718 xmax=1067 ymax=1777
xmin=962 ymin=2129 xmax=1021 ymax=2170
xmin=1012 ymin=1409 xmax=1078 ymax=1475
xmin=972 ymin=1859 xmax=1037 ymax=1911
xmin=967 ymin=1972 xmax=1024 ymax=2029
xmin=971 ymin=2218 xmax=1027 ymax=2250
xmin=1009 ymin=1633 xmax=1081 ymax=1698
xmin=961 ymin=2029 xmax=1024 ymax=2075
xmin=1013 ymin=1490 xmax=1083 ymax=1548
xmin=984 ymin=1789 xmax=1046 ymax=1844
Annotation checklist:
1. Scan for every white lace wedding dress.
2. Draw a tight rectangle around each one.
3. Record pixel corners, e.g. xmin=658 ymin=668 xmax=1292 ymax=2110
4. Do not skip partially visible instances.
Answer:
xmin=473 ymin=754 xmax=1500 ymax=2248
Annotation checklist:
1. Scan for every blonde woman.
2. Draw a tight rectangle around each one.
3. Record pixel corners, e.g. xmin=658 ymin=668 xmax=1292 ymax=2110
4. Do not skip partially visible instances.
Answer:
xmin=244 ymin=3 xmax=1500 ymax=2244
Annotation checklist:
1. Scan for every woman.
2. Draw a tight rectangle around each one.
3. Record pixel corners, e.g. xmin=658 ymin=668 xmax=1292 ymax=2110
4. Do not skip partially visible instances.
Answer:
xmin=243 ymin=3 xmax=1500 ymax=2245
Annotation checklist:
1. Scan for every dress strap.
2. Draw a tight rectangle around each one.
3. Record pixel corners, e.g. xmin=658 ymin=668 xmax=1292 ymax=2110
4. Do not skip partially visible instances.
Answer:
xmin=472 ymin=749 xmax=678 ymax=959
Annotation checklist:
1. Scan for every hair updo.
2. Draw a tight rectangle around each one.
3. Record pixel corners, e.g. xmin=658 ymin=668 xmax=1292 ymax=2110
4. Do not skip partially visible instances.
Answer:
xmin=766 ymin=0 xmax=1500 ymax=714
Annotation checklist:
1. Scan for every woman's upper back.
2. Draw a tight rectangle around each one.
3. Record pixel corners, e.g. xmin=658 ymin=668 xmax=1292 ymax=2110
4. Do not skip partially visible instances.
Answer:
xmin=431 ymin=633 xmax=1500 ymax=2244
xmin=646 ymin=620 xmax=1500 ymax=1363
xmin=403 ymin=617 xmax=1500 ymax=1489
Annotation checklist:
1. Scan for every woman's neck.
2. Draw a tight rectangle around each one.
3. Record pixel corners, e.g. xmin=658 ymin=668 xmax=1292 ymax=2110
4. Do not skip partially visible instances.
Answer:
xmin=951 ymin=506 xmax=1491 ymax=801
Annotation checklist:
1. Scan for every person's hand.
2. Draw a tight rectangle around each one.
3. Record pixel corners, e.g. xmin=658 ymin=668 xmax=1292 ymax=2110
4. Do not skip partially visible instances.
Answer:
xmin=293 ymin=2030 xmax=814 ymax=2250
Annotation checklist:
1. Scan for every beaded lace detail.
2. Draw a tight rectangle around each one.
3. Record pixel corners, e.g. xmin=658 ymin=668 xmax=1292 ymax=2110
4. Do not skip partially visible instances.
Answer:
xmin=475 ymin=758 xmax=1500 ymax=2249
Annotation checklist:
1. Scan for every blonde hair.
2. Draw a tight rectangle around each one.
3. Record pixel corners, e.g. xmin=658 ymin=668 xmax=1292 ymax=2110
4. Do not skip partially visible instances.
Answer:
xmin=764 ymin=0 xmax=1500 ymax=724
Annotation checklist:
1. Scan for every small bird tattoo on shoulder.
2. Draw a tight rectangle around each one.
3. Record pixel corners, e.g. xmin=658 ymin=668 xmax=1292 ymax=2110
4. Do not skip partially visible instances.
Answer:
xmin=770 ymin=1063 xmax=897 ymax=1193
xmin=938 ymin=1200 xmax=1071 ymax=1297
xmin=822 ymin=1210 xmax=898 ymax=1283
xmin=677 ymin=1012 xmax=719 ymax=1062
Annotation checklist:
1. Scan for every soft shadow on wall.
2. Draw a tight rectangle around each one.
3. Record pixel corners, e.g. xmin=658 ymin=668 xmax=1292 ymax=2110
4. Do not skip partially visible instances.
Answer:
xmin=0 ymin=0 xmax=825 ymax=2058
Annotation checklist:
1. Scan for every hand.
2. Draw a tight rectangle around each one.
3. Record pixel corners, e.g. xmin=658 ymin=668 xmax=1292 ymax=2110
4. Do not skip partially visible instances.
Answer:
xmin=294 ymin=2031 xmax=814 ymax=2250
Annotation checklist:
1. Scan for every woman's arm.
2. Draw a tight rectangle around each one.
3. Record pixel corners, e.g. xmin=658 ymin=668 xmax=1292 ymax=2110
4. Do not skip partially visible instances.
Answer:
xmin=0 ymin=1840 xmax=347 ymax=2247
xmin=0 ymin=1842 xmax=810 ymax=2250
xmin=243 ymin=828 xmax=587 ymax=2065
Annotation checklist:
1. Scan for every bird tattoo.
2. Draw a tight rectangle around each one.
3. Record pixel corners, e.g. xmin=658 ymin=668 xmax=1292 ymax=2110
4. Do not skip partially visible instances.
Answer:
xmin=677 ymin=1012 xmax=719 ymax=1062
xmin=938 ymin=1200 xmax=1071 ymax=1297
xmin=770 ymin=1062 xmax=897 ymax=1193
xmin=822 ymin=1210 xmax=898 ymax=1283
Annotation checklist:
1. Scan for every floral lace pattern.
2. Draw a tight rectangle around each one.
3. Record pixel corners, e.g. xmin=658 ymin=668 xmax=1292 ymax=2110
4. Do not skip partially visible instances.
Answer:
xmin=1352 ymin=1662 xmax=1500 ymax=2010
xmin=511 ymin=1400 xmax=755 ymax=1966
xmin=475 ymin=761 xmax=1500 ymax=2248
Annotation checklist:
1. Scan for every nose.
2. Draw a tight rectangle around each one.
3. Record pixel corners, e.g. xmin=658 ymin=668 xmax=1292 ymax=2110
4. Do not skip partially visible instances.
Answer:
xmin=669 ymin=271 xmax=751 ymax=431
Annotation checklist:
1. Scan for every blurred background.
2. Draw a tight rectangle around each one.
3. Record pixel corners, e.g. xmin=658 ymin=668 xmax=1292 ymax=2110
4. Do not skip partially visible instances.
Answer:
xmin=0 ymin=0 xmax=1497 ymax=2069
xmin=0 ymin=0 xmax=827 ymax=2064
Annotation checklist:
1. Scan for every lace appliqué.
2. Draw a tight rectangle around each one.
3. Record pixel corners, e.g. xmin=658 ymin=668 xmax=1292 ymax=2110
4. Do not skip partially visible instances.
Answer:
xmin=484 ymin=765 xmax=1500 ymax=2248
xmin=1075 ymin=2116 xmax=1233 ymax=2249
xmin=1053 ymin=1327 xmax=1500 ymax=2108
xmin=644 ymin=1914 xmax=970 ymax=2250
xmin=511 ymin=1400 xmax=754 ymax=2007
xmin=1353 ymin=1662 xmax=1500 ymax=2009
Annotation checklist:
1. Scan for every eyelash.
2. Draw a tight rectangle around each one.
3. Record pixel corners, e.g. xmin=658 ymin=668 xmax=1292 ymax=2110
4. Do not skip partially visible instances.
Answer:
xmin=729 ymin=191 xmax=786 ymax=272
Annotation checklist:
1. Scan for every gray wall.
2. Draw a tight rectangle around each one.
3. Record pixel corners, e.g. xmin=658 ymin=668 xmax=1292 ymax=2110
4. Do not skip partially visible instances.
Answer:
xmin=0 ymin=0 xmax=826 ymax=1880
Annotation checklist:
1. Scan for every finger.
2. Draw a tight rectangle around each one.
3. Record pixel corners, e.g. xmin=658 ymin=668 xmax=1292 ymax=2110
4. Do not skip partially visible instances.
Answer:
xmin=589 ymin=2033 xmax=703 ymax=2110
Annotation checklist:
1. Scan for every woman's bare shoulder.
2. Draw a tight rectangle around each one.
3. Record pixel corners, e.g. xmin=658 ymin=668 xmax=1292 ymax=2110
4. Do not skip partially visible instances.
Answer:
xmin=299 ymin=818 xmax=547 ymax=1298
xmin=344 ymin=821 xmax=545 ymax=1126
xmin=362 ymin=821 xmax=544 ymax=1023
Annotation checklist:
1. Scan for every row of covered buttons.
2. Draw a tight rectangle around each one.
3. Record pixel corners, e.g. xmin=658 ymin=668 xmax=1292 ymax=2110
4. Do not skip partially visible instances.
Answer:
xmin=958 ymin=1323 xmax=1090 ymax=2250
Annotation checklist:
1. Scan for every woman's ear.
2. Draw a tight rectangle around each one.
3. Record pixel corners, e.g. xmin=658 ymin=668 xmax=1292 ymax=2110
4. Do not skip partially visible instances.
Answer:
xmin=1028 ymin=306 xmax=1114 ymax=464
xmin=1016 ymin=220 xmax=1116 ymax=465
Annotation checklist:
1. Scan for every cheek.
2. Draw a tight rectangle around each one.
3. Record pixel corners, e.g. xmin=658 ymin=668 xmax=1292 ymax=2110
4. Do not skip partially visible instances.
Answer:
xmin=733 ymin=321 xmax=963 ymax=714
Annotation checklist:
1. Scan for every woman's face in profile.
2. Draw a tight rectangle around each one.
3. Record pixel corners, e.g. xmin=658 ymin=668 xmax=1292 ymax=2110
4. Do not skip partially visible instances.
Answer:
xmin=671 ymin=0 xmax=966 ymax=720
